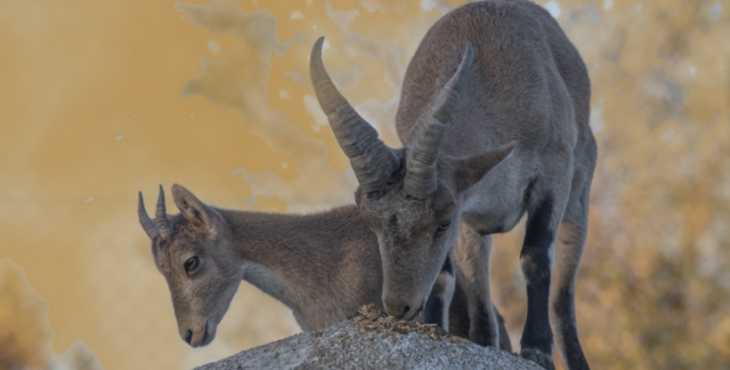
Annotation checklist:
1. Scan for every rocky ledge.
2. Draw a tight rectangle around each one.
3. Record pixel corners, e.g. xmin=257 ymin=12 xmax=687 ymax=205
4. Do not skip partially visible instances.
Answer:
xmin=194 ymin=305 xmax=542 ymax=370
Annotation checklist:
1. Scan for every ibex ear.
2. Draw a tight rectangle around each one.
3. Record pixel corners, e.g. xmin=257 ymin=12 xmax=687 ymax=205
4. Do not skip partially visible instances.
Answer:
xmin=451 ymin=141 xmax=517 ymax=194
xmin=171 ymin=184 xmax=217 ymax=236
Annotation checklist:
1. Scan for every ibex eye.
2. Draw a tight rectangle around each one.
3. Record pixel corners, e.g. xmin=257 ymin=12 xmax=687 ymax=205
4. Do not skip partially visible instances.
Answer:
xmin=437 ymin=222 xmax=451 ymax=232
xmin=184 ymin=257 xmax=199 ymax=273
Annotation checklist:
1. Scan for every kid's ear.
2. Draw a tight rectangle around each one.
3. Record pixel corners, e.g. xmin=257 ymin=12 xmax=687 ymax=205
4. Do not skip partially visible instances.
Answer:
xmin=171 ymin=184 xmax=217 ymax=236
xmin=452 ymin=141 xmax=517 ymax=194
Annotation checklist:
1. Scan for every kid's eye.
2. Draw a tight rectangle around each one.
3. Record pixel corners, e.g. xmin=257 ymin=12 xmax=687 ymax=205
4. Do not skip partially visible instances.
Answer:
xmin=184 ymin=256 xmax=199 ymax=274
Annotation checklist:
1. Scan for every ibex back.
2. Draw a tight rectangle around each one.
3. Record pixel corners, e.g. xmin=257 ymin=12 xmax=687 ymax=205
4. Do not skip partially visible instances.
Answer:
xmin=310 ymin=1 xmax=596 ymax=369
xmin=138 ymin=184 xmax=512 ymax=350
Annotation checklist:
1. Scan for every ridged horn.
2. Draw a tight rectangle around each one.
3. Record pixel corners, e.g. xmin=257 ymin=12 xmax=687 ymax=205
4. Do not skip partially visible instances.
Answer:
xmin=155 ymin=185 xmax=173 ymax=238
xmin=138 ymin=191 xmax=160 ymax=239
xmin=405 ymin=42 xmax=474 ymax=199
xmin=309 ymin=36 xmax=399 ymax=193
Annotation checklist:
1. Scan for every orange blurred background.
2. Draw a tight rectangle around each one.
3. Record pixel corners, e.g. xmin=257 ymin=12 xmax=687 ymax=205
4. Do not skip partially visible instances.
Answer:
xmin=1 ymin=0 xmax=729 ymax=369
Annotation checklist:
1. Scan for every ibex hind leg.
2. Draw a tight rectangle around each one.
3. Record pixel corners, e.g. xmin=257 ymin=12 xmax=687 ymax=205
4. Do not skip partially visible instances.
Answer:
xmin=550 ymin=179 xmax=592 ymax=370
xmin=453 ymin=224 xmax=500 ymax=347
xmin=424 ymin=253 xmax=455 ymax=330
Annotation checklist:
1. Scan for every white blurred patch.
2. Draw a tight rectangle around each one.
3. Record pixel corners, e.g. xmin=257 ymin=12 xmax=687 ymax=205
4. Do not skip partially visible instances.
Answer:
xmin=304 ymin=95 xmax=328 ymax=132
xmin=175 ymin=1 xmax=289 ymax=56
xmin=116 ymin=134 xmax=123 ymax=141
xmin=230 ymin=168 xmax=358 ymax=213
xmin=634 ymin=4 xmax=643 ymax=12
xmin=708 ymin=3 xmax=722 ymax=20
xmin=304 ymin=38 xmax=329 ymax=61
xmin=328 ymin=64 xmax=365 ymax=92
xmin=207 ymin=39 xmax=221 ymax=54
xmin=590 ymin=98 xmax=604 ymax=133
xmin=290 ymin=63 xmax=365 ymax=92
xmin=716 ymin=161 xmax=730 ymax=201
xmin=545 ymin=1 xmax=561 ymax=18
xmin=284 ymin=70 xmax=309 ymax=85
xmin=603 ymin=0 xmax=613 ymax=10
xmin=56 ymin=340 xmax=106 ymax=370
xmin=278 ymin=89 xmax=290 ymax=100
xmin=281 ymin=162 xmax=288 ymax=169
xmin=420 ymin=0 xmax=451 ymax=14
xmin=564 ymin=0 xmax=600 ymax=30
xmin=325 ymin=5 xmax=360 ymax=42
xmin=660 ymin=128 xmax=674 ymax=142
xmin=290 ymin=11 xmax=304 ymax=20
xmin=696 ymin=230 xmax=720 ymax=277
xmin=85 ymin=197 xmax=93 ymax=203
xmin=689 ymin=67 xmax=696 ymax=76
xmin=361 ymin=0 xmax=406 ymax=14
xmin=353 ymin=97 xmax=399 ymax=145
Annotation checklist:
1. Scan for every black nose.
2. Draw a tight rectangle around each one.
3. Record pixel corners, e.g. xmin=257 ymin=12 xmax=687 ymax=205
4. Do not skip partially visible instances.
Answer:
xmin=184 ymin=330 xmax=193 ymax=345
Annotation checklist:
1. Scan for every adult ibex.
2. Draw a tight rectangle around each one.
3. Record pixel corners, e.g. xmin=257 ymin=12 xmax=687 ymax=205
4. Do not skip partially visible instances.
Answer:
xmin=138 ymin=184 xmax=511 ymax=350
xmin=310 ymin=1 xmax=596 ymax=369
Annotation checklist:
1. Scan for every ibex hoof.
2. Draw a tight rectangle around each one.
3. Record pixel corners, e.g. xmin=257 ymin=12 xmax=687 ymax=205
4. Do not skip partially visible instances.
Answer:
xmin=520 ymin=348 xmax=555 ymax=370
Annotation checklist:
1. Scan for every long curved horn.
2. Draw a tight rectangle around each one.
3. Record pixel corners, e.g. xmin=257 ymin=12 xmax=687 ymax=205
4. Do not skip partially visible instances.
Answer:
xmin=138 ymin=192 xmax=160 ymax=239
xmin=309 ymin=36 xmax=399 ymax=193
xmin=405 ymin=42 xmax=474 ymax=199
xmin=155 ymin=185 xmax=173 ymax=238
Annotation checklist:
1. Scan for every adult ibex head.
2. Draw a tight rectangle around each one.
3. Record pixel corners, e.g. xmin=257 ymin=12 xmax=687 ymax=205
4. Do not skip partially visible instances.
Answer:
xmin=138 ymin=185 xmax=241 ymax=348
xmin=311 ymin=36 xmax=515 ymax=321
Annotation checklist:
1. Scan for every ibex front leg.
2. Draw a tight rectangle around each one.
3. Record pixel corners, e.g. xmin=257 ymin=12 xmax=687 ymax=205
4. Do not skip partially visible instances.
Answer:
xmin=453 ymin=223 xmax=500 ymax=347
xmin=424 ymin=253 xmax=455 ymax=330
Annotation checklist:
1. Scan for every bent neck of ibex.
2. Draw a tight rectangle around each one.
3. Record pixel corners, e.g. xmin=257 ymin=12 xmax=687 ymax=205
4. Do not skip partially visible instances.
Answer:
xmin=213 ymin=205 xmax=380 ymax=327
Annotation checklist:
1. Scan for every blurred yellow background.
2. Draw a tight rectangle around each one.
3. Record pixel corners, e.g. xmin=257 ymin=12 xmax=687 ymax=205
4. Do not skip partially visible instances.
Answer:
xmin=1 ymin=0 xmax=728 ymax=369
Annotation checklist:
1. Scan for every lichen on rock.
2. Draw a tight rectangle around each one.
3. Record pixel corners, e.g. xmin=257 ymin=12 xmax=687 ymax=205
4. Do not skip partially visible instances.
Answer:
xmin=352 ymin=304 xmax=469 ymax=345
